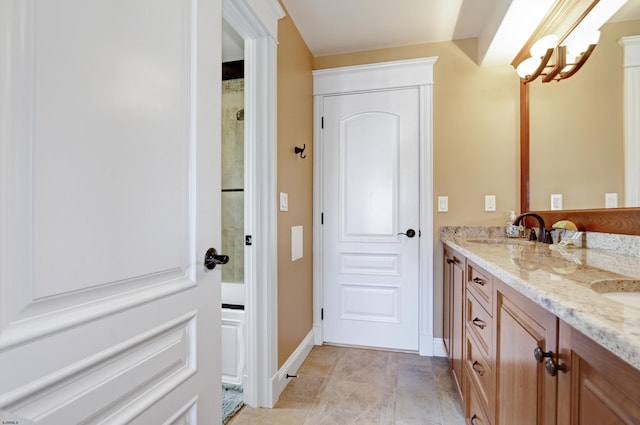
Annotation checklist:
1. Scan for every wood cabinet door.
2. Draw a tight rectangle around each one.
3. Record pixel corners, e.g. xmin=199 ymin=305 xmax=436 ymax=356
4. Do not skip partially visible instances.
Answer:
xmin=442 ymin=247 xmax=465 ymax=402
xmin=495 ymin=282 xmax=558 ymax=425
xmin=557 ymin=321 xmax=640 ymax=425
xmin=443 ymin=248 xmax=453 ymax=356
xmin=451 ymin=253 xmax=466 ymax=402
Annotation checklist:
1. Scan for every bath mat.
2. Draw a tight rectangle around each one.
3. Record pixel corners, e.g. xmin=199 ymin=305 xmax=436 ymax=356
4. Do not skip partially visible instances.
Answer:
xmin=222 ymin=383 xmax=244 ymax=424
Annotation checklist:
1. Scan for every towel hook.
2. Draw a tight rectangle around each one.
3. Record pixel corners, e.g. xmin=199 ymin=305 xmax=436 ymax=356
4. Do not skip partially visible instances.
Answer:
xmin=294 ymin=144 xmax=307 ymax=159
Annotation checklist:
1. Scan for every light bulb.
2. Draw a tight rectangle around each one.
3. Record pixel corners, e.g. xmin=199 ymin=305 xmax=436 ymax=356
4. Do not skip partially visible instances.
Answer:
xmin=517 ymin=57 xmax=540 ymax=78
xmin=530 ymin=34 xmax=559 ymax=58
xmin=565 ymin=30 xmax=600 ymax=57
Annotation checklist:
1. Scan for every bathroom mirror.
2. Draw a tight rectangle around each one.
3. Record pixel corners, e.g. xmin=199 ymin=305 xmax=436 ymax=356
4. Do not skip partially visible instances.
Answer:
xmin=527 ymin=18 xmax=639 ymax=212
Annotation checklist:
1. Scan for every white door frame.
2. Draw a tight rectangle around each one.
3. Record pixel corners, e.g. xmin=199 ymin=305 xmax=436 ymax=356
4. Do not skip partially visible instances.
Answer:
xmin=621 ymin=35 xmax=640 ymax=207
xmin=222 ymin=0 xmax=283 ymax=408
xmin=312 ymin=57 xmax=440 ymax=356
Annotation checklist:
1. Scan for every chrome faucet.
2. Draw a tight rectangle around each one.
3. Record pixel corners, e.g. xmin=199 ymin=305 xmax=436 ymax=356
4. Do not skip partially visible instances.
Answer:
xmin=513 ymin=213 xmax=552 ymax=243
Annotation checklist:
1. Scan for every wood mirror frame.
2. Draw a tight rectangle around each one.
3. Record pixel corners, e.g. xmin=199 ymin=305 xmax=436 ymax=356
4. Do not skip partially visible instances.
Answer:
xmin=520 ymin=82 xmax=640 ymax=236
xmin=516 ymin=0 xmax=640 ymax=236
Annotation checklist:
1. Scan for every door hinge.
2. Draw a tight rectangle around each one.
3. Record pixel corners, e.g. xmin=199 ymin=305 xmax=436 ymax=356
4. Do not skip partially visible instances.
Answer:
xmin=321 ymin=308 xmax=324 ymax=320
xmin=321 ymin=212 xmax=324 ymax=224
xmin=321 ymin=117 xmax=324 ymax=129
xmin=245 ymin=235 xmax=252 ymax=246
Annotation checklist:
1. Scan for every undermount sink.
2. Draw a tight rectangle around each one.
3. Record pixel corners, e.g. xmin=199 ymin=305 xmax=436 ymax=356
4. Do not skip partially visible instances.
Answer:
xmin=590 ymin=279 xmax=640 ymax=308
xmin=466 ymin=238 xmax=534 ymax=246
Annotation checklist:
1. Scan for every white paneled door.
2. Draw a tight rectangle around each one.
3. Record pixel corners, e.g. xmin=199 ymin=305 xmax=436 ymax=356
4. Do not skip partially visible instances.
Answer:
xmin=0 ymin=0 xmax=221 ymax=423
xmin=322 ymin=89 xmax=420 ymax=351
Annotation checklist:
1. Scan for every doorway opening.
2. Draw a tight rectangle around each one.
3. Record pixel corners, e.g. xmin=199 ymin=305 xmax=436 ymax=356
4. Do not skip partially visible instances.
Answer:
xmin=221 ymin=21 xmax=245 ymax=422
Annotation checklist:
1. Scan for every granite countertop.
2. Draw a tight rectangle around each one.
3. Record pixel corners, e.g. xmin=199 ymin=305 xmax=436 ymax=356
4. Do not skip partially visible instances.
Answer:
xmin=441 ymin=228 xmax=640 ymax=372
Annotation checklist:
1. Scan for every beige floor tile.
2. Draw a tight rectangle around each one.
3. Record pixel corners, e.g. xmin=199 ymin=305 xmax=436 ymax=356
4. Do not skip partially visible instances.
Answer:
xmin=438 ymin=390 xmax=465 ymax=425
xmin=229 ymin=345 xmax=466 ymax=425
xmin=394 ymin=386 xmax=443 ymax=424
xmin=331 ymin=348 xmax=390 ymax=386
xmin=228 ymin=400 xmax=309 ymax=425
xmin=280 ymin=375 xmax=326 ymax=403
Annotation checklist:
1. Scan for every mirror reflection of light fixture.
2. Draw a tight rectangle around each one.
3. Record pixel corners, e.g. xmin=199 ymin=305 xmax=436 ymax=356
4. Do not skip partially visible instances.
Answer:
xmin=515 ymin=0 xmax=630 ymax=213
xmin=516 ymin=31 xmax=599 ymax=82
xmin=513 ymin=0 xmax=628 ymax=84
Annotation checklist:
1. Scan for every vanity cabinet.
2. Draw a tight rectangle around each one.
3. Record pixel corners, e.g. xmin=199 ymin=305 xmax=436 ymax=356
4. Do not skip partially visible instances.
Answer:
xmin=442 ymin=243 xmax=640 ymax=425
xmin=556 ymin=321 xmax=640 ymax=425
xmin=443 ymin=246 xmax=466 ymax=403
xmin=494 ymin=280 xmax=558 ymax=425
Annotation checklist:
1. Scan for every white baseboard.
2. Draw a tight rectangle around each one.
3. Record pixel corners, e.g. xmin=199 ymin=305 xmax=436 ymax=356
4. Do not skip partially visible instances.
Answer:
xmin=420 ymin=335 xmax=447 ymax=357
xmin=269 ymin=329 xmax=315 ymax=407
xmin=432 ymin=337 xmax=447 ymax=357
xmin=312 ymin=324 xmax=322 ymax=345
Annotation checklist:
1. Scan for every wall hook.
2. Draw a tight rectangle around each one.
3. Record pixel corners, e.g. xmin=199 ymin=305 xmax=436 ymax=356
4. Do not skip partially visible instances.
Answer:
xmin=294 ymin=144 xmax=307 ymax=159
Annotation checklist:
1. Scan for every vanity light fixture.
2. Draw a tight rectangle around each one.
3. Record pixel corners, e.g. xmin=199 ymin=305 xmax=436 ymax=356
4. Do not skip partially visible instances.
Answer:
xmin=513 ymin=0 xmax=628 ymax=84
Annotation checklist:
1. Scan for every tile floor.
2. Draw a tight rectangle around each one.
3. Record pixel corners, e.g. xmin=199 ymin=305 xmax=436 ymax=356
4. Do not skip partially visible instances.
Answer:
xmin=228 ymin=345 xmax=466 ymax=425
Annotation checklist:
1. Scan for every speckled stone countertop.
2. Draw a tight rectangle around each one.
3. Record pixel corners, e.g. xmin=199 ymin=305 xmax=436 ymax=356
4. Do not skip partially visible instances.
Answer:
xmin=440 ymin=227 xmax=640 ymax=372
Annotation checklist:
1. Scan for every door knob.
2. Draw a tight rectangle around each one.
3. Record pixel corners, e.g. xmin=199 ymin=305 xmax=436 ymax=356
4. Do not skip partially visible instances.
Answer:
xmin=204 ymin=248 xmax=229 ymax=270
xmin=397 ymin=229 xmax=416 ymax=238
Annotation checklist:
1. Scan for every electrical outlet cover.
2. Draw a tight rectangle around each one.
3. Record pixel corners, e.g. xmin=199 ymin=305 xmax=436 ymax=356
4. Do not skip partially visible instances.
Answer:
xmin=280 ymin=192 xmax=288 ymax=211
xmin=438 ymin=196 xmax=448 ymax=212
xmin=485 ymin=195 xmax=496 ymax=212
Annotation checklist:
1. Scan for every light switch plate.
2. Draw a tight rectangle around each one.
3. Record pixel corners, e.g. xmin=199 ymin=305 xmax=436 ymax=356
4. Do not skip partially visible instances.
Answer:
xmin=485 ymin=195 xmax=496 ymax=212
xmin=551 ymin=194 xmax=563 ymax=210
xmin=438 ymin=196 xmax=448 ymax=212
xmin=280 ymin=192 xmax=288 ymax=211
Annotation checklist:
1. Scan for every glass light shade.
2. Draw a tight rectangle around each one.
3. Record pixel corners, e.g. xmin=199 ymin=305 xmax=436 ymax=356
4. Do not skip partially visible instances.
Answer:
xmin=530 ymin=34 xmax=559 ymax=58
xmin=562 ymin=51 xmax=578 ymax=73
xmin=565 ymin=30 xmax=600 ymax=57
xmin=516 ymin=57 xmax=540 ymax=78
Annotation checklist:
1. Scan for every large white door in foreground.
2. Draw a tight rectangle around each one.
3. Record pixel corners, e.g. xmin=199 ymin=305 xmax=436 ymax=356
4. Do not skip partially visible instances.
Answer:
xmin=322 ymin=88 xmax=420 ymax=351
xmin=0 ymin=0 xmax=221 ymax=423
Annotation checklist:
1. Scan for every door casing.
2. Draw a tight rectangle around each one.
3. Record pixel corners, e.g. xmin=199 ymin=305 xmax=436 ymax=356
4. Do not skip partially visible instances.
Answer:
xmin=222 ymin=0 xmax=284 ymax=408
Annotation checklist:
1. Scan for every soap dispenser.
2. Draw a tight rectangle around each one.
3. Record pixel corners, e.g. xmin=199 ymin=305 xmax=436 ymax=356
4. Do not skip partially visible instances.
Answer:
xmin=506 ymin=211 xmax=519 ymax=238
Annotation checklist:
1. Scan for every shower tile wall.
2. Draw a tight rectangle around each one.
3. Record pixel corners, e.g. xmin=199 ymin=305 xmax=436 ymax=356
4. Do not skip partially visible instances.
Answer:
xmin=222 ymin=78 xmax=244 ymax=284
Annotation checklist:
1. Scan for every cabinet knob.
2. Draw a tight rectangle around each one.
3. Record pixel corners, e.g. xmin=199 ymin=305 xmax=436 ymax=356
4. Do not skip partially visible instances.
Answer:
xmin=534 ymin=346 xmax=553 ymax=363
xmin=545 ymin=358 xmax=568 ymax=376
xmin=447 ymin=258 xmax=454 ymax=264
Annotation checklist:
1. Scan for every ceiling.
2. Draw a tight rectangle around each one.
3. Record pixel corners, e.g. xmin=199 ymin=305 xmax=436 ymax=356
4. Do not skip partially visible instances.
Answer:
xmin=276 ymin=0 xmax=640 ymax=66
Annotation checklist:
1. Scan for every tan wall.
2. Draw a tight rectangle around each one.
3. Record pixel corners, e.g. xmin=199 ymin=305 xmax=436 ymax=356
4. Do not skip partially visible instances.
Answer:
xmin=277 ymin=8 xmax=315 ymax=367
xmin=529 ymin=20 xmax=639 ymax=210
xmin=274 ymin=14 xmax=635 ymax=347
xmin=315 ymin=40 xmax=521 ymax=338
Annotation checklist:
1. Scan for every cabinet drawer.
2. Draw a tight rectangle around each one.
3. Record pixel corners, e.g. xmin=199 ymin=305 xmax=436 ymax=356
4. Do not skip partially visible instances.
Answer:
xmin=467 ymin=379 xmax=492 ymax=425
xmin=465 ymin=334 xmax=493 ymax=411
xmin=466 ymin=291 xmax=492 ymax=360
xmin=467 ymin=261 xmax=492 ymax=309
